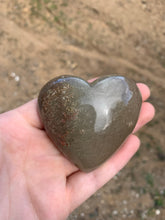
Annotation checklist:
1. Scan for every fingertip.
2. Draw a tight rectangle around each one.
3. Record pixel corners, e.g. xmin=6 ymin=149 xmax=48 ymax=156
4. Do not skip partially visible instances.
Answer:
xmin=142 ymin=102 xmax=155 ymax=121
xmin=137 ymin=83 xmax=151 ymax=101
xmin=133 ymin=102 xmax=155 ymax=133
xmin=88 ymin=78 xmax=98 ymax=83
xmin=145 ymin=102 xmax=155 ymax=121
xmin=120 ymin=134 xmax=140 ymax=154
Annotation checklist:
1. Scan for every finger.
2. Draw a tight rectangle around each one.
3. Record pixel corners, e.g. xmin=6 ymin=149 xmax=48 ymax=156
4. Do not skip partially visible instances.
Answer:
xmin=133 ymin=102 xmax=155 ymax=133
xmin=88 ymin=78 xmax=98 ymax=83
xmin=137 ymin=83 xmax=150 ymax=102
xmin=16 ymin=99 xmax=44 ymax=129
xmin=67 ymin=134 xmax=140 ymax=211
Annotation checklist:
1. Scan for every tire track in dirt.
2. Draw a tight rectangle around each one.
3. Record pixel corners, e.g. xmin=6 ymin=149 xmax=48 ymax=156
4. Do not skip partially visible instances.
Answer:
xmin=0 ymin=15 xmax=46 ymax=51
xmin=54 ymin=44 xmax=165 ymax=89
xmin=1 ymin=15 xmax=165 ymax=89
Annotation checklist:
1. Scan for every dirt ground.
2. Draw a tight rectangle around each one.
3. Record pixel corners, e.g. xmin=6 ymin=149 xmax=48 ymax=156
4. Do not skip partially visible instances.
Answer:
xmin=0 ymin=0 xmax=165 ymax=219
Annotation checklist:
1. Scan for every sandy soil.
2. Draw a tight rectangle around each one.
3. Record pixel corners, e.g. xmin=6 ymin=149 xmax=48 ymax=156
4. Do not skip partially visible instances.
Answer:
xmin=0 ymin=0 xmax=165 ymax=219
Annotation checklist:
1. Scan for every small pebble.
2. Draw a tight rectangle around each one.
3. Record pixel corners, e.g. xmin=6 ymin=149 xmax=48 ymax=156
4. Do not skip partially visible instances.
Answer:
xmin=15 ymin=76 xmax=20 ymax=82
xmin=80 ymin=213 xmax=85 ymax=217
xmin=10 ymin=72 xmax=16 ymax=78
xmin=160 ymin=189 xmax=164 ymax=195
xmin=135 ymin=193 xmax=140 ymax=198
xmin=155 ymin=209 xmax=160 ymax=215
xmin=112 ymin=210 xmax=118 ymax=215
xmin=141 ymin=0 xmax=147 ymax=4
xmin=130 ymin=209 xmax=134 ymax=215
xmin=123 ymin=200 xmax=127 ymax=205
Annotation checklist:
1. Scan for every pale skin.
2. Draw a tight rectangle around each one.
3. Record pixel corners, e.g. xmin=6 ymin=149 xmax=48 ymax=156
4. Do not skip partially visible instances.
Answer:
xmin=0 ymin=83 xmax=155 ymax=220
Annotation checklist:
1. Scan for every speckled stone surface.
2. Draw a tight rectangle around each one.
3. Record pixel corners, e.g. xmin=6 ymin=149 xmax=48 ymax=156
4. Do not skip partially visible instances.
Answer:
xmin=38 ymin=75 xmax=142 ymax=172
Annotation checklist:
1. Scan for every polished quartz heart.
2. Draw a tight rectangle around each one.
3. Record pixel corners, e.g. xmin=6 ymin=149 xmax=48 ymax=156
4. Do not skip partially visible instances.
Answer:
xmin=38 ymin=75 xmax=142 ymax=172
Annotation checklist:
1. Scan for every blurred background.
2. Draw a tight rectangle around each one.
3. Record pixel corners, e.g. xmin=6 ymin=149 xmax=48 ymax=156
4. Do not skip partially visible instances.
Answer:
xmin=0 ymin=0 xmax=165 ymax=219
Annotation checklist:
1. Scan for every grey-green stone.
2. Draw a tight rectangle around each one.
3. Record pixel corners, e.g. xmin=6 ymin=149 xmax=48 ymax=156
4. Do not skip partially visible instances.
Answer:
xmin=38 ymin=75 xmax=142 ymax=172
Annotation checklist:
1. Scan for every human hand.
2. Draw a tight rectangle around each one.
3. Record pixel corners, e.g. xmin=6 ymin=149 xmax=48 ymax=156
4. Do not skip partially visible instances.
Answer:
xmin=0 ymin=83 xmax=155 ymax=220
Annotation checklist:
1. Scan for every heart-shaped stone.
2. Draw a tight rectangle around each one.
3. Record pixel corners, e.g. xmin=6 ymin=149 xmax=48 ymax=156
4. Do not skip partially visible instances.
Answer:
xmin=38 ymin=75 xmax=142 ymax=172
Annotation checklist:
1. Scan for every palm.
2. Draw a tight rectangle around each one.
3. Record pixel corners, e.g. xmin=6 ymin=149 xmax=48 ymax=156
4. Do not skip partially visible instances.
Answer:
xmin=0 ymin=83 xmax=154 ymax=220
xmin=0 ymin=109 xmax=76 ymax=220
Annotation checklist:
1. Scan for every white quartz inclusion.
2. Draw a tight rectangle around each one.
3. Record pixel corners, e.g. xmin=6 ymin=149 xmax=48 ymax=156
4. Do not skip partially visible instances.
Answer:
xmin=81 ymin=77 xmax=133 ymax=132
